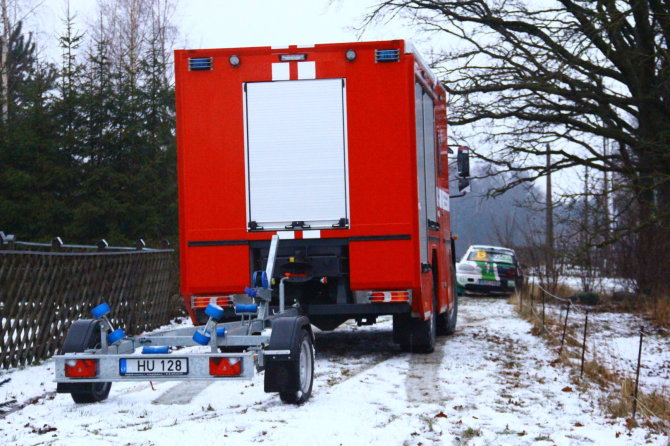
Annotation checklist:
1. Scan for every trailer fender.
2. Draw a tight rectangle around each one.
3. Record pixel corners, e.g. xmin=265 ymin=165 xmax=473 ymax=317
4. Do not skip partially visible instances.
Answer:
xmin=263 ymin=316 xmax=313 ymax=393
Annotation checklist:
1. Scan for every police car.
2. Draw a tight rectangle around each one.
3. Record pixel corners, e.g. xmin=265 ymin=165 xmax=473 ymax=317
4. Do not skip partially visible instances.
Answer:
xmin=456 ymin=245 xmax=522 ymax=295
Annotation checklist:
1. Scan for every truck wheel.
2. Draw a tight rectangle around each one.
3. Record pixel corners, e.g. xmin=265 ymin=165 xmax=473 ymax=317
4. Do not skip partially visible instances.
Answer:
xmin=279 ymin=329 xmax=314 ymax=405
xmin=397 ymin=302 xmax=436 ymax=353
xmin=57 ymin=320 xmax=112 ymax=404
xmin=441 ymin=295 xmax=458 ymax=335
xmin=438 ymin=270 xmax=459 ymax=336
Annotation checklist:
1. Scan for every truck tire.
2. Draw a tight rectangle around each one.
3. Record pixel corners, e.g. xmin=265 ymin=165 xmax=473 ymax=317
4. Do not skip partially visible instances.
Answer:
xmin=396 ymin=301 xmax=436 ymax=354
xmin=57 ymin=320 xmax=112 ymax=404
xmin=440 ymin=295 xmax=458 ymax=335
xmin=279 ymin=329 xmax=314 ymax=405
xmin=438 ymin=269 xmax=459 ymax=335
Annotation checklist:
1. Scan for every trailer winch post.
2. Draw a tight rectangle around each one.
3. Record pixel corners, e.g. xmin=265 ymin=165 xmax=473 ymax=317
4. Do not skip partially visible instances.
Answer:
xmin=279 ymin=277 xmax=288 ymax=313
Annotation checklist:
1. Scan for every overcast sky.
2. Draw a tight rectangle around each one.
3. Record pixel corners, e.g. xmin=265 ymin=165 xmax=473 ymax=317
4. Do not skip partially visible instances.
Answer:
xmin=31 ymin=0 xmax=421 ymax=59
xmin=22 ymin=0 xmax=579 ymax=194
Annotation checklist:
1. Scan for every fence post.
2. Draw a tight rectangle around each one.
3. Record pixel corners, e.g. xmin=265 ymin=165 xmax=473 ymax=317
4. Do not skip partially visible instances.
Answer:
xmin=541 ymin=289 xmax=546 ymax=331
xmin=51 ymin=237 xmax=63 ymax=252
xmin=530 ymin=282 xmax=535 ymax=316
xmin=632 ymin=325 xmax=644 ymax=419
xmin=6 ymin=233 xmax=15 ymax=250
xmin=97 ymin=239 xmax=108 ymax=252
xmin=580 ymin=310 xmax=589 ymax=378
xmin=559 ymin=301 xmax=571 ymax=355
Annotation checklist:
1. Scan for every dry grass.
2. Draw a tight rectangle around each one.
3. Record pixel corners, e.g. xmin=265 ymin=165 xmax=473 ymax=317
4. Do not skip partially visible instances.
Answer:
xmin=644 ymin=297 xmax=670 ymax=330
xmin=509 ymin=286 xmax=670 ymax=432
xmin=605 ymin=378 xmax=670 ymax=431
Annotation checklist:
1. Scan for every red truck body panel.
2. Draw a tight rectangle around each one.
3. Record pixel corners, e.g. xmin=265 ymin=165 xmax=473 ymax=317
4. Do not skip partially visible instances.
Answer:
xmin=175 ymin=40 xmax=454 ymax=325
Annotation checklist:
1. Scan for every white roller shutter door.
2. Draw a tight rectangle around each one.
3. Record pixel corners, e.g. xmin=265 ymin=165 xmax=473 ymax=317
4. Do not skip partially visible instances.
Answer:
xmin=244 ymin=79 xmax=349 ymax=230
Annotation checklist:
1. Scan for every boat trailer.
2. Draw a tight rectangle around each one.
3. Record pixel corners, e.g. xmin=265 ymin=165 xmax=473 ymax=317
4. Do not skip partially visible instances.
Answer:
xmin=54 ymin=235 xmax=315 ymax=405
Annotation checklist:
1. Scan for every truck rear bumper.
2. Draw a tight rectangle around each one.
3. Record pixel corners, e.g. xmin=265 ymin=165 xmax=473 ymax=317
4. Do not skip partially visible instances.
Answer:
xmin=306 ymin=303 xmax=410 ymax=316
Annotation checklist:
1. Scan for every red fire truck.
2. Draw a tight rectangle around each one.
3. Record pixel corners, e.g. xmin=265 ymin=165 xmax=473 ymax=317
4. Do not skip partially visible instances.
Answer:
xmin=175 ymin=39 xmax=463 ymax=353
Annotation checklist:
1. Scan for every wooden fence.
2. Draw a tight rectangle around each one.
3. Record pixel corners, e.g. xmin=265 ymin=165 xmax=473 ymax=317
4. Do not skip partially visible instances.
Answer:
xmin=0 ymin=233 xmax=180 ymax=369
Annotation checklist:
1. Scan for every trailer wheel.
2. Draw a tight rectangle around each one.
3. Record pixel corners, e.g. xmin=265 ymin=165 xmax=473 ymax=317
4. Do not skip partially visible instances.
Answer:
xmin=57 ymin=320 xmax=112 ymax=404
xmin=279 ymin=329 xmax=314 ymax=405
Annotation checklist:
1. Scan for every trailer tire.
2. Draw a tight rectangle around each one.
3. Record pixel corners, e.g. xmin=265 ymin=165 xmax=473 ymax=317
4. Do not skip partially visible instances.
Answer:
xmin=279 ymin=329 xmax=314 ymax=405
xmin=57 ymin=320 xmax=112 ymax=404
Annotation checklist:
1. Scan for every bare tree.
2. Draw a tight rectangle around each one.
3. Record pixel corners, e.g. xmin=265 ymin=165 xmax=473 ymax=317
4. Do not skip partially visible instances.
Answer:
xmin=365 ymin=0 xmax=670 ymax=294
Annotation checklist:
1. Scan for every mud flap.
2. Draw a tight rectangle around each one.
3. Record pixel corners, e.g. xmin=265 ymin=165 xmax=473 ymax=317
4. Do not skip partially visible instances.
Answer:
xmin=263 ymin=316 xmax=312 ymax=393
xmin=393 ymin=314 xmax=432 ymax=347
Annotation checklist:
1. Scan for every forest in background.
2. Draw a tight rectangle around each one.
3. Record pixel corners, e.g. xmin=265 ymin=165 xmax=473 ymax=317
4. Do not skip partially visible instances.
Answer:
xmin=0 ymin=0 xmax=177 ymax=246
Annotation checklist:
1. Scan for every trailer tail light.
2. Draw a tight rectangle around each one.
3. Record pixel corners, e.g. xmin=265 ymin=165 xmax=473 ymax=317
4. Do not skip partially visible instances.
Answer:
xmin=375 ymin=49 xmax=400 ymax=63
xmin=209 ymin=357 xmax=242 ymax=376
xmin=368 ymin=290 xmax=412 ymax=303
xmin=191 ymin=295 xmax=234 ymax=309
xmin=64 ymin=359 xmax=98 ymax=378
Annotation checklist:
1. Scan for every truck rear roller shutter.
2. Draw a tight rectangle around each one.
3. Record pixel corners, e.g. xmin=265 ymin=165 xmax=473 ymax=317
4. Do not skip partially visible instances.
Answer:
xmin=244 ymin=79 xmax=349 ymax=231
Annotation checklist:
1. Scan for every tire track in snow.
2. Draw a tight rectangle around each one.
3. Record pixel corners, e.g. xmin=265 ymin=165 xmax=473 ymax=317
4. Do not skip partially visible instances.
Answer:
xmin=152 ymin=381 xmax=213 ymax=405
xmin=404 ymin=339 xmax=447 ymax=404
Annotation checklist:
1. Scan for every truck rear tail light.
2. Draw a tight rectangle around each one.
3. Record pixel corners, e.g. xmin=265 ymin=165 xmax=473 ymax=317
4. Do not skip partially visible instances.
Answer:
xmin=188 ymin=57 xmax=213 ymax=71
xmin=65 ymin=359 xmax=98 ymax=378
xmin=191 ymin=295 xmax=234 ymax=309
xmin=368 ymin=290 xmax=411 ymax=303
xmin=375 ymin=49 xmax=400 ymax=63
xmin=209 ymin=357 xmax=242 ymax=376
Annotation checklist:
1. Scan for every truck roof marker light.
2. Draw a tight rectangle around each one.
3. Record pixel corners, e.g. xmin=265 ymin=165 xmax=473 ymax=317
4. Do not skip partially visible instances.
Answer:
xmin=209 ymin=357 xmax=242 ymax=376
xmin=375 ymin=49 xmax=400 ymax=63
xmin=345 ymin=49 xmax=356 ymax=61
xmin=229 ymin=55 xmax=240 ymax=67
xmin=279 ymin=54 xmax=307 ymax=62
xmin=65 ymin=359 xmax=98 ymax=378
xmin=188 ymin=57 xmax=213 ymax=71
xmin=191 ymin=295 xmax=234 ymax=309
xmin=368 ymin=290 xmax=411 ymax=303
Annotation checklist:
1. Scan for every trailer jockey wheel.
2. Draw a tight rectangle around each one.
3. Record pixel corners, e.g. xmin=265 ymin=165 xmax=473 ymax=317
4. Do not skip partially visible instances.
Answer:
xmin=279 ymin=329 xmax=314 ymax=405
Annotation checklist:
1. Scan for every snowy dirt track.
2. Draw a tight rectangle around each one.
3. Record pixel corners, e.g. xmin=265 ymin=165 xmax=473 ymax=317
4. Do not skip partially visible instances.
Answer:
xmin=2 ymin=298 xmax=668 ymax=445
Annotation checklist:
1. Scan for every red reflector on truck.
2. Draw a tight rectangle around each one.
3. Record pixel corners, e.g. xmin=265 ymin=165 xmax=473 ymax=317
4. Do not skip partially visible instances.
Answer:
xmin=368 ymin=290 xmax=411 ymax=303
xmin=64 ymin=359 xmax=98 ymax=378
xmin=191 ymin=295 xmax=233 ymax=309
xmin=209 ymin=357 xmax=242 ymax=376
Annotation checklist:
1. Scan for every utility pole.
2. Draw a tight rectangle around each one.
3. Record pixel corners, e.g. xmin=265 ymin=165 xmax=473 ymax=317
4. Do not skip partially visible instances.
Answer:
xmin=546 ymin=144 xmax=554 ymax=281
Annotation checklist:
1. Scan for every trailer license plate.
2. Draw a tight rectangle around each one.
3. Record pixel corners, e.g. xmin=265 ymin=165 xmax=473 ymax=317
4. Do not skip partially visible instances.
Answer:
xmin=120 ymin=358 xmax=188 ymax=376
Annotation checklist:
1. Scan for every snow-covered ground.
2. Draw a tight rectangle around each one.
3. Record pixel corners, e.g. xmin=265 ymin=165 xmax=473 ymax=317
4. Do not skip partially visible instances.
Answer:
xmin=1 ymin=297 xmax=668 ymax=445
xmin=526 ymin=273 xmax=634 ymax=294
xmin=542 ymin=305 xmax=670 ymax=396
